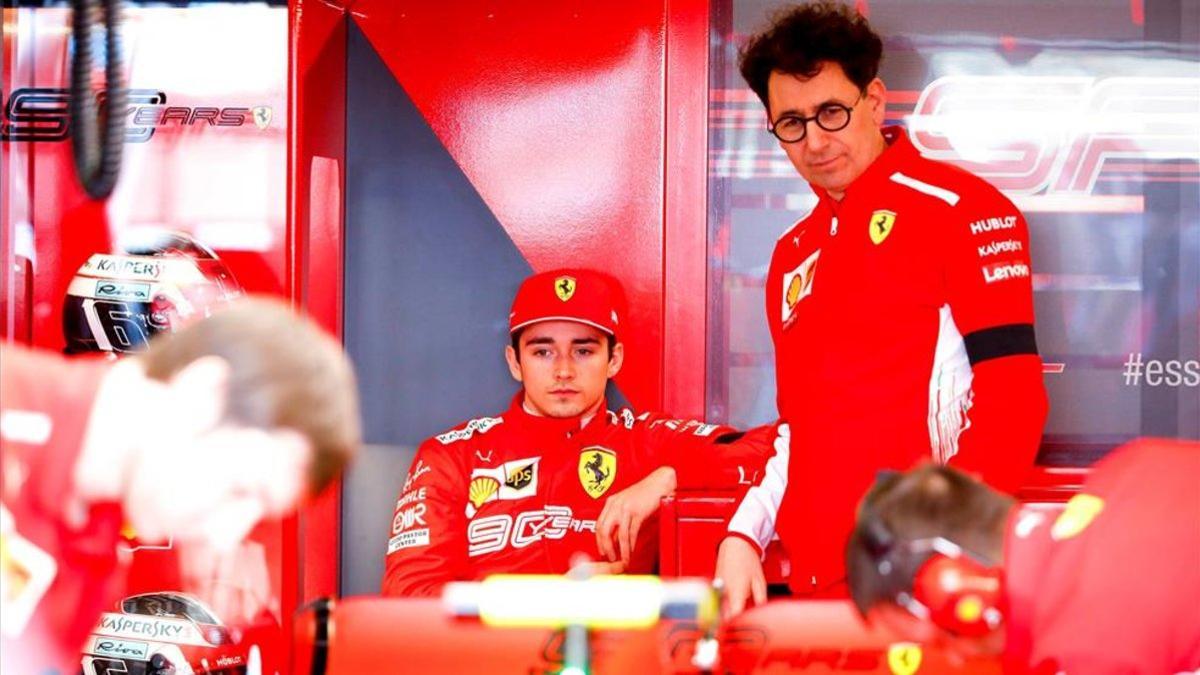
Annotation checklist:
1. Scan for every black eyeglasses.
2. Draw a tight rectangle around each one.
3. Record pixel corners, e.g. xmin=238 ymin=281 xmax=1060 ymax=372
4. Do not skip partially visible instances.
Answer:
xmin=769 ymin=93 xmax=864 ymax=143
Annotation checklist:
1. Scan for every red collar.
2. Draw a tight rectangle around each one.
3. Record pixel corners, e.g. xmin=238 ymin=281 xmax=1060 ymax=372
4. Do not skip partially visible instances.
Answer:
xmin=505 ymin=391 xmax=609 ymax=438
xmin=811 ymin=125 xmax=916 ymax=209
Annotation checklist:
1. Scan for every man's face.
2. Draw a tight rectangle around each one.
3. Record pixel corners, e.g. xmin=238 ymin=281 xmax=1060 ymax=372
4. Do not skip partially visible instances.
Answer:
xmin=505 ymin=320 xmax=623 ymax=419
xmin=766 ymin=62 xmax=887 ymax=199
xmin=123 ymin=356 xmax=312 ymax=552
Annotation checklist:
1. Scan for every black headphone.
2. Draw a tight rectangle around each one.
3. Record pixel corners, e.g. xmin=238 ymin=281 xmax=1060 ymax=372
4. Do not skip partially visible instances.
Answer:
xmin=860 ymin=472 xmax=1004 ymax=638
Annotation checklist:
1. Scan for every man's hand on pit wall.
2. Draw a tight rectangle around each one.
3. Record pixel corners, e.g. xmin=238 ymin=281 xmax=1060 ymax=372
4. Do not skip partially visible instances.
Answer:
xmin=715 ymin=536 xmax=767 ymax=619
xmin=596 ymin=466 xmax=677 ymax=566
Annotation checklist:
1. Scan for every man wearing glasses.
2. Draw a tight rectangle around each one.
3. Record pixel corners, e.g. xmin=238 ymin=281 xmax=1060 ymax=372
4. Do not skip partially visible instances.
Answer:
xmin=715 ymin=1 xmax=1048 ymax=614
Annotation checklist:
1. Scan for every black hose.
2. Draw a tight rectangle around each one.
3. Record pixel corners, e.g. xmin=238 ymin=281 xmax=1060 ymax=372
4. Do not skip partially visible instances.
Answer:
xmin=70 ymin=0 xmax=125 ymax=200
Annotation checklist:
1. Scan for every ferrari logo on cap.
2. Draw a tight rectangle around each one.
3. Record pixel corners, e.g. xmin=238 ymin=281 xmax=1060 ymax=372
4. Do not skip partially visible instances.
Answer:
xmin=251 ymin=106 xmax=273 ymax=130
xmin=886 ymin=642 xmax=922 ymax=675
xmin=869 ymin=210 xmax=896 ymax=245
xmin=554 ymin=276 xmax=577 ymax=302
xmin=578 ymin=447 xmax=616 ymax=499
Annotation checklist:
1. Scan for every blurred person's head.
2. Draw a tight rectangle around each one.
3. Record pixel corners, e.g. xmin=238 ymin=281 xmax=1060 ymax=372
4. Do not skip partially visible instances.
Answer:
xmin=75 ymin=296 xmax=360 ymax=551
xmin=739 ymin=1 xmax=888 ymax=199
xmin=845 ymin=464 xmax=1014 ymax=658
xmin=505 ymin=270 xmax=625 ymax=420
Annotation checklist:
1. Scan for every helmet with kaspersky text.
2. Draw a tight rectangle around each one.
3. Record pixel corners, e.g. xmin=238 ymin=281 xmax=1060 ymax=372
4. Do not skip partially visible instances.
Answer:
xmin=63 ymin=231 xmax=242 ymax=354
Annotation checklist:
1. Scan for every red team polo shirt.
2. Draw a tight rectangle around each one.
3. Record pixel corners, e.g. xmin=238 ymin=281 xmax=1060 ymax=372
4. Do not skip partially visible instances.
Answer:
xmin=1003 ymin=438 xmax=1200 ymax=674
xmin=728 ymin=126 xmax=1047 ymax=595
xmin=382 ymin=394 xmax=776 ymax=597
xmin=1 ymin=346 xmax=121 ymax=675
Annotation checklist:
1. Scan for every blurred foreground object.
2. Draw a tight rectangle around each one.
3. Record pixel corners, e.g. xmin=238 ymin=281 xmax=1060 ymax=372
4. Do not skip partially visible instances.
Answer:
xmin=846 ymin=439 xmax=1200 ymax=673
xmin=1 ymin=297 xmax=360 ymax=675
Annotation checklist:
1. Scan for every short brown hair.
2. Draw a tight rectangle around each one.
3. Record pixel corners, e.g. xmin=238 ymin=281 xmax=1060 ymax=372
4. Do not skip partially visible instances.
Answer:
xmin=139 ymin=296 xmax=360 ymax=495
xmin=845 ymin=464 xmax=1013 ymax=617
xmin=738 ymin=1 xmax=883 ymax=110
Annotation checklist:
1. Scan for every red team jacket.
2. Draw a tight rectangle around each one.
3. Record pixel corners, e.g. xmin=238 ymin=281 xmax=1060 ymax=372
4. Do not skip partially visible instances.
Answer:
xmin=382 ymin=394 xmax=776 ymax=597
xmin=728 ymin=126 xmax=1049 ymax=594
xmin=1003 ymin=438 xmax=1200 ymax=674
xmin=0 ymin=347 xmax=122 ymax=675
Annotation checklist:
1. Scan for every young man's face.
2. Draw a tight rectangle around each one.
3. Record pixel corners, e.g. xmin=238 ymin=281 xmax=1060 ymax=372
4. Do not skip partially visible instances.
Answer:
xmin=767 ymin=61 xmax=887 ymax=199
xmin=505 ymin=320 xmax=623 ymax=419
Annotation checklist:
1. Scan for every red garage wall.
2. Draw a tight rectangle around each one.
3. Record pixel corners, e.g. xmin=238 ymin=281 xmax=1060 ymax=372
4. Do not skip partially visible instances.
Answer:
xmin=333 ymin=0 xmax=709 ymax=415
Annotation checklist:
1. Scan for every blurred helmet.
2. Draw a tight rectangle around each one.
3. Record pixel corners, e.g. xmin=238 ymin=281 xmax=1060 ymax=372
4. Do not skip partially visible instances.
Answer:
xmin=63 ymin=231 xmax=242 ymax=354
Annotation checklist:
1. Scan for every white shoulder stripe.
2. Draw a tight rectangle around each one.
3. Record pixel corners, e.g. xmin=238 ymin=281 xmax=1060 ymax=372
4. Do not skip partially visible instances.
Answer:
xmin=889 ymin=172 xmax=960 ymax=206
xmin=727 ymin=423 xmax=790 ymax=556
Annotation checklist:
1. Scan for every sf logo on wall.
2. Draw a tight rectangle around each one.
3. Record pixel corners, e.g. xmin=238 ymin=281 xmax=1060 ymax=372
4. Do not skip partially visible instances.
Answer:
xmin=0 ymin=88 xmax=273 ymax=142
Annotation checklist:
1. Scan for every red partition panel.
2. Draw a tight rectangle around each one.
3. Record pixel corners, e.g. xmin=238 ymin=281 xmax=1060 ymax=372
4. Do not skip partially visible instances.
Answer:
xmin=288 ymin=0 xmax=348 ymax=618
xmin=343 ymin=1 xmax=692 ymax=409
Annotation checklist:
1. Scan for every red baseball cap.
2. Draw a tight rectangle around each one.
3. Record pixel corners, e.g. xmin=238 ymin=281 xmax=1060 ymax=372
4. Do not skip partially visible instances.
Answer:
xmin=509 ymin=269 xmax=623 ymax=338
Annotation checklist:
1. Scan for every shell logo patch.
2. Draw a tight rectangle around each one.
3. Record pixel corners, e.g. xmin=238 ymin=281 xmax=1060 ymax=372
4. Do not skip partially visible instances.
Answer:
xmin=886 ymin=642 xmax=923 ymax=675
xmin=465 ymin=456 xmax=541 ymax=517
xmin=869 ymin=210 xmax=897 ymax=245
xmin=469 ymin=477 xmax=500 ymax=511
xmin=1051 ymin=493 xmax=1105 ymax=541
xmin=554 ymin=276 xmax=577 ymax=302
xmin=781 ymin=249 xmax=820 ymax=327
xmin=578 ymin=447 xmax=617 ymax=499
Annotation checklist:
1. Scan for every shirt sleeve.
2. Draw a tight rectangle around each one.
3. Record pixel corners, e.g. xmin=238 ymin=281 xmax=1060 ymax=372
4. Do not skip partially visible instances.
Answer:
xmin=380 ymin=439 xmax=469 ymax=598
xmin=941 ymin=184 xmax=1048 ymax=493
xmin=724 ymin=423 xmax=790 ymax=558
xmin=634 ymin=413 xmax=776 ymax=490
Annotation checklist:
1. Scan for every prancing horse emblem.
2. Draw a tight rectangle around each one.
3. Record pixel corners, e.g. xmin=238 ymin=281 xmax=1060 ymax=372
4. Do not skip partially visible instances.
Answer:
xmin=554 ymin=275 xmax=577 ymax=302
xmin=869 ymin=209 xmax=896 ymax=245
xmin=578 ymin=447 xmax=616 ymax=499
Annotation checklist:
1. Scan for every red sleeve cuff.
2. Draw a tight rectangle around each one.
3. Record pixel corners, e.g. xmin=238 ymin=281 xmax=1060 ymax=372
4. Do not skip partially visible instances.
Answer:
xmin=722 ymin=531 xmax=765 ymax=558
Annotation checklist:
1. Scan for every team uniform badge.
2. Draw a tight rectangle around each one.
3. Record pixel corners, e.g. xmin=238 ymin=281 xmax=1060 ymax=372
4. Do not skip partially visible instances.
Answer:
xmin=578 ymin=447 xmax=616 ymax=499
xmin=869 ymin=209 xmax=896 ymax=245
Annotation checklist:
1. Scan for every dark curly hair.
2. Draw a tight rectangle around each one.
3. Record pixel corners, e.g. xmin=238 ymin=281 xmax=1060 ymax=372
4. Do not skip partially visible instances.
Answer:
xmin=738 ymin=1 xmax=883 ymax=110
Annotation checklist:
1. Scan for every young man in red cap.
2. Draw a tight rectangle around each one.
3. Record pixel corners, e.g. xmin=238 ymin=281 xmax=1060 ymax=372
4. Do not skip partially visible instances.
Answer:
xmin=844 ymin=438 xmax=1200 ymax=674
xmin=381 ymin=269 xmax=776 ymax=597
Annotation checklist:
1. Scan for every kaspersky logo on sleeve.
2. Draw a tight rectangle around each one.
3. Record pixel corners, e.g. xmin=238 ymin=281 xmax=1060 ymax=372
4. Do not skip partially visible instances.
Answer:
xmin=466 ymin=457 xmax=540 ymax=517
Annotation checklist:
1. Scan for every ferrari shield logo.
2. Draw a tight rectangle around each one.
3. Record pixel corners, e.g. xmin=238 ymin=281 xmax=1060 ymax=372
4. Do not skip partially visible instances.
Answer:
xmin=578 ymin=447 xmax=616 ymax=499
xmin=886 ymin=642 xmax=923 ymax=675
xmin=251 ymin=106 xmax=273 ymax=130
xmin=554 ymin=276 xmax=577 ymax=302
xmin=869 ymin=210 xmax=896 ymax=245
